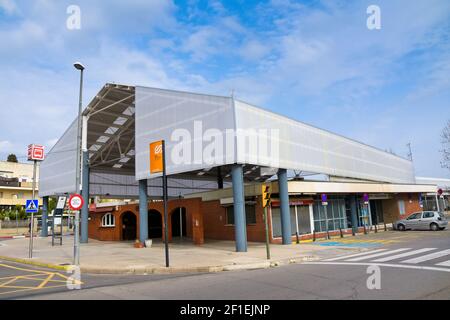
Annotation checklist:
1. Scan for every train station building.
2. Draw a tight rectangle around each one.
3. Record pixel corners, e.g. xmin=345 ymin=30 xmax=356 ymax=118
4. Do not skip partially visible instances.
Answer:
xmin=39 ymin=83 xmax=444 ymax=251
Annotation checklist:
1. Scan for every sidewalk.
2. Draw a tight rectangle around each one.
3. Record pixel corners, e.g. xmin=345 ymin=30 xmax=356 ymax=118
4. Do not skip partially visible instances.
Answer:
xmin=0 ymin=236 xmax=364 ymax=275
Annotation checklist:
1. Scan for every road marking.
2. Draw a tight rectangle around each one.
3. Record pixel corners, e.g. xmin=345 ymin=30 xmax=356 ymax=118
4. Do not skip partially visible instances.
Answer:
xmin=346 ymin=248 xmax=411 ymax=262
xmin=436 ymin=260 xmax=450 ymax=267
xmin=322 ymin=249 xmax=387 ymax=261
xmin=0 ymin=263 xmax=83 ymax=296
xmin=372 ymin=248 xmax=437 ymax=262
xmin=302 ymin=261 xmax=450 ymax=273
xmin=401 ymin=249 xmax=450 ymax=264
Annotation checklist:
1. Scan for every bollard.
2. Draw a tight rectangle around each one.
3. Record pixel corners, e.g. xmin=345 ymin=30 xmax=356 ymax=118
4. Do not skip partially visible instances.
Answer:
xmin=352 ymin=226 xmax=355 ymax=236
xmin=326 ymin=229 xmax=330 ymax=240
xmin=374 ymin=224 xmax=378 ymax=233
xmin=296 ymin=232 xmax=300 ymax=244
xmin=313 ymin=230 xmax=316 ymax=242
xmin=384 ymin=222 xmax=387 ymax=232
xmin=363 ymin=224 xmax=367 ymax=235
xmin=340 ymin=228 xmax=344 ymax=238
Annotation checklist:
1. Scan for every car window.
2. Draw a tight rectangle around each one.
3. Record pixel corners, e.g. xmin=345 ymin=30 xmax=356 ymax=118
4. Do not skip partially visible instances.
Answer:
xmin=407 ymin=213 xmax=421 ymax=220
xmin=423 ymin=212 xmax=435 ymax=218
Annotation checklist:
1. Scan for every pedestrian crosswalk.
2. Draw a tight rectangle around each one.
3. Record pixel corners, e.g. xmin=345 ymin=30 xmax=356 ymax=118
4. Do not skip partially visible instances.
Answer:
xmin=322 ymin=248 xmax=450 ymax=268
xmin=345 ymin=248 xmax=410 ymax=262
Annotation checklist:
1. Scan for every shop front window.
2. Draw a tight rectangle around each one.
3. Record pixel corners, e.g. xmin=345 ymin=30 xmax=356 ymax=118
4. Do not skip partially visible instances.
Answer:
xmin=313 ymin=198 xmax=347 ymax=232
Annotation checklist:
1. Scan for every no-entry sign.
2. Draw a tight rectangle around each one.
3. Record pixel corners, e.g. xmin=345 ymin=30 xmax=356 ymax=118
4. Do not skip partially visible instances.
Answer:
xmin=69 ymin=194 xmax=84 ymax=211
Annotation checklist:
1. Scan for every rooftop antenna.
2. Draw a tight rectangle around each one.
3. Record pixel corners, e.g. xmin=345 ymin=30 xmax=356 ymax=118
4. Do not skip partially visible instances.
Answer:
xmin=406 ymin=142 xmax=413 ymax=161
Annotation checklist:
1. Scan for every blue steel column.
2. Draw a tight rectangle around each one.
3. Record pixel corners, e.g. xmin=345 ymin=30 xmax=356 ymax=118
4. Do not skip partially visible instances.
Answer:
xmin=350 ymin=195 xmax=359 ymax=234
xmin=232 ymin=165 xmax=247 ymax=252
xmin=139 ymin=179 xmax=148 ymax=243
xmin=81 ymin=151 xmax=90 ymax=243
xmin=41 ymin=196 xmax=49 ymax=237
xmin=277 ymin=169 xmax=292 ymax=245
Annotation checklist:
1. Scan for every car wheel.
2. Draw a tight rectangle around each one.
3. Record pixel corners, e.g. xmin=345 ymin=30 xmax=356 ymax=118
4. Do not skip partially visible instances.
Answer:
xmin=430 ymin=223 xmax=439 ymax=231
xmin=398 ymin=224 xmax=406 ymax=231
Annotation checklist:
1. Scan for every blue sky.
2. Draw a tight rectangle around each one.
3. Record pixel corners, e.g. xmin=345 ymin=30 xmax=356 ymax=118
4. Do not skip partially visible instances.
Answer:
xmin=0 ymin=0 xmax=449 ymax=178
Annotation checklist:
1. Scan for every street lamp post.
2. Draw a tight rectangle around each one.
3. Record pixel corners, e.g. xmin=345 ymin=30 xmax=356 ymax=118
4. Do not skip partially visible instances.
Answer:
xmin=73 ymin=62 xmax=85 ymax=266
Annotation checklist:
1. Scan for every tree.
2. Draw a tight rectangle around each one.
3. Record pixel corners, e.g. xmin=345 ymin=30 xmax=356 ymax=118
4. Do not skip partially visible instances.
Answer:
xmin=442 ymin=120 xmax=450 ymax=171
xmin=7 ymin=154 xmax=18 ymax=163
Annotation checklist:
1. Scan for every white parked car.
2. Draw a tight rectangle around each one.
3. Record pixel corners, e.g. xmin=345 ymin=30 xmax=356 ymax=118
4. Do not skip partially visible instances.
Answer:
xmin=394 ymin=211 xmax=448 ymax=231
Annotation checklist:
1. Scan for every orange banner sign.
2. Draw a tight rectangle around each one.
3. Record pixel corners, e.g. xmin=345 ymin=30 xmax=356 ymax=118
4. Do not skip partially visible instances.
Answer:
xmin=150 ymin=141 xmax=164 ymax=174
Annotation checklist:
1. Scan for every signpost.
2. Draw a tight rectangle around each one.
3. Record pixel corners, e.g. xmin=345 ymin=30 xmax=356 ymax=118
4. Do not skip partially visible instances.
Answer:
xmin=261 ymin=184 xmax=271 ymax=260
xmin=27 ymin=144 xmax=45 ymax=259
xmin=321 ymin=194 xmax=330 ymax=239
xmin=363 ymin=193 xmax=369 ymax=205
xmin=69 ymin=194 xmax=84 ymax=265
xmin=150 ymin=140 xmax=170 ymax=268
xmin=69 ymin=194 xmax=84 ymax=211
xmin=436 ymin=189 xmax=443 ymax=212
xmin=52 ymin=196 xmax=67 ymax=246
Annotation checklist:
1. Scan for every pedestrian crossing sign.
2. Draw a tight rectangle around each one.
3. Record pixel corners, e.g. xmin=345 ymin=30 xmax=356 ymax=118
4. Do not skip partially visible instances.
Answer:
xmin=26 ymin=200 xmax=39 ymax=213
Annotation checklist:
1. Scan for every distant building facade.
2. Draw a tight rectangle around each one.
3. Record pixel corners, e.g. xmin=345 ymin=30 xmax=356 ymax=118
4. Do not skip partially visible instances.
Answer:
xmin=0 ymin=161 xmax=41 ymax=209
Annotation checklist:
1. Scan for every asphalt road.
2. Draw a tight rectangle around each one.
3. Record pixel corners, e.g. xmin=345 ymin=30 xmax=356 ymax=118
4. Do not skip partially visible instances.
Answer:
xmin=1 ymin=229 xmax=450 ymax=300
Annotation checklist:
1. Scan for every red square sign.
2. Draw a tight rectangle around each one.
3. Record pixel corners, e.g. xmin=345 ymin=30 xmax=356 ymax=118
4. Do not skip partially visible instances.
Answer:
xmin=28 ymin=144 xmax=45 ymax=161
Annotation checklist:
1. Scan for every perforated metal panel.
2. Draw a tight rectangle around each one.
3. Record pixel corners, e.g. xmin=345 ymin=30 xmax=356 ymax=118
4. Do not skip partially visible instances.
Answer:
xmin=39 ymin=119 xmax=78 ymax=197
xmin=234 ymin=100 xmax=415 ymax=183
xmin=135 ymin=87 xmax=236 ymax=180
xmin=89 ymin=172 xmax=227 ymax=198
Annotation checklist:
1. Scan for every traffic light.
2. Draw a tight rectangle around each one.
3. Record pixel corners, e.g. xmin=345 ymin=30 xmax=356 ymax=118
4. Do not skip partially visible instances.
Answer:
xmin=262 ymin=184 xmax=271 ymax=208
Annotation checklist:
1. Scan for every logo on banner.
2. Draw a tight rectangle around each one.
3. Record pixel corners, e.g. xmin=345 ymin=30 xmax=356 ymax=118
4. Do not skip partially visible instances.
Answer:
xmin=150 ymin=141 xmax=164 ymax=174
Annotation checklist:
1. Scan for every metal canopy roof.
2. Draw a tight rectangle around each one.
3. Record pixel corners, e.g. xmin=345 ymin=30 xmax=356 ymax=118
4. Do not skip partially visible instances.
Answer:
xmin=39 ymin=83 xmax=417 ymax=198
xmin=84 ymin=84 xmax=136 ymax=175
xmin=83 ymin=84 xmax=276 ymax=183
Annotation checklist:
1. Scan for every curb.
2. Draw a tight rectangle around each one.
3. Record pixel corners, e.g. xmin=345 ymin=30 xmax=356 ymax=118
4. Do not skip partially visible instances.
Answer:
xmin=0 ymin=250 xmax=365 ymax=275
xmin=79 ymin=255 xmax=323 ymax=275
xmin=0 ymin=235 xmax=26 ymax=240
xmin=0 ymin=256 xmax=72 ymax=272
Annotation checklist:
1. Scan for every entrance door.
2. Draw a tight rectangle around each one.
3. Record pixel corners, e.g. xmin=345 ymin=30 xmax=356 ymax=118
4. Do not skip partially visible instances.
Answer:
xmin=122 ymin=212 xmax=137 ymax=241
xmin=148 ymin=210 xmax=163 ymax=239
xmin=171 ymin=207 xmax=187 ymax=238
xmin=370 ymin=200 xmax=384 ymax=224
xmin=297 ymin=205 xmax=311 ymax=234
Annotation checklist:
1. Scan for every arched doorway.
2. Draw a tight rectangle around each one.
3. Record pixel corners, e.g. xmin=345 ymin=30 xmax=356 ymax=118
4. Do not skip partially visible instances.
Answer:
xmin=148 ymin=209 xmax=162 ymax=239
xmin=121 ymin=212 xmax=137 ymax=241
xmin=171 ymin=207 xmax=187 ymax=238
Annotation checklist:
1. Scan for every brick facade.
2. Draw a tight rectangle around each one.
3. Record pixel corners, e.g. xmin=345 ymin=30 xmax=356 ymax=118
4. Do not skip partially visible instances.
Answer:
xmin=381 ymin=193 xmax=422 ymax=223
xmin=89 ymin=192 xmax=424 ymax=245
xmin=88 ymin=198 xmax=204 ymax=245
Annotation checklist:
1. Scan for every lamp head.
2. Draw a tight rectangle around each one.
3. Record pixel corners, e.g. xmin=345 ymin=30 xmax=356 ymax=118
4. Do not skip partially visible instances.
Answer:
xmin=73 ymin=62 xmax=85 ymax=71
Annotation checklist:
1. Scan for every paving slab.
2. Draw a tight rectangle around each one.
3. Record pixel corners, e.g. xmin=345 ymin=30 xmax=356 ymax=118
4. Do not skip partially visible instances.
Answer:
xmin=0 ymin=236 xmax=365 ymax=274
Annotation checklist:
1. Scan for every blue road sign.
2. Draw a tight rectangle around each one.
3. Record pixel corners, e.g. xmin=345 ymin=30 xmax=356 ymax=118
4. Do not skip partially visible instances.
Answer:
xmin=26 ymin=200 xmax=39 ymax=213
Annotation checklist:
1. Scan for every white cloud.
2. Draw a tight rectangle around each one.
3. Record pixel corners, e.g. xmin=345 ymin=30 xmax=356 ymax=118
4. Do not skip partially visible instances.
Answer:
xmin=0 ymin=0 xmax=449 ymax=177
xmin=0 ymin=0 xmax=19 ymax=15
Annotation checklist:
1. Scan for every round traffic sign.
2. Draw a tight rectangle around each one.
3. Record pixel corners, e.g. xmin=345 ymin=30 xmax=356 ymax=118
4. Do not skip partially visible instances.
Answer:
xmin=69 ymin=194 xmax=84 ymax=211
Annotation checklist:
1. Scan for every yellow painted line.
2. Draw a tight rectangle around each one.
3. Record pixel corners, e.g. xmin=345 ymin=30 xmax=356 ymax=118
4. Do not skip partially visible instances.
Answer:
xmin=0 ymin=256 xmax=71 ymax=272
xmin=55 ymin=272 xmax=83 ymax=285
xmin=1 ymin=285 xmax=37 ymax=289
xmin=0 ymin=285 xmax=67 ymax=296
xmin=0 ymin=277 xmax=21 ymax=288
xmin=0 ymin=263 xmax=53 ymax=275
xmin=37 ymin=273 xmax=55 ymax=289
